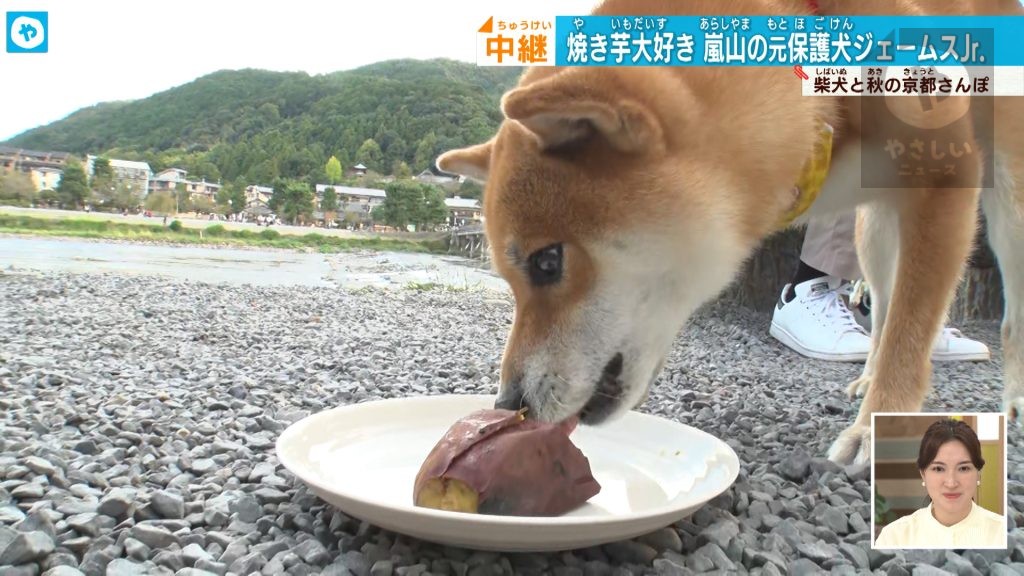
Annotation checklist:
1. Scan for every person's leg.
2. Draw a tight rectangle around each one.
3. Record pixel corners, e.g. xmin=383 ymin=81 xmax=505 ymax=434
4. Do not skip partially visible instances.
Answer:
xmin=800 ymin=212 xmax=862 ymax=282
xmin=771 ymin=213 xmax=871 ymax=361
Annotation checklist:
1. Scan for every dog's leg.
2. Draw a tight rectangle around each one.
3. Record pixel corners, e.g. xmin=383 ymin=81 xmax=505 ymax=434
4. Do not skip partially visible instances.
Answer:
xmin=982 ymin=155 xmax=1024 ymax=423
xmin=828 ymin=187 xmax=980 ymax=465
xmin=846 ymin=202 xmax=900 ymax=398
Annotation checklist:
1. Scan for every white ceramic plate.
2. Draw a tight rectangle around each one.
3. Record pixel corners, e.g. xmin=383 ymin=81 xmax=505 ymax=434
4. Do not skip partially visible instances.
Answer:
xmin=277 ymin=394 xmax=739 ymax=552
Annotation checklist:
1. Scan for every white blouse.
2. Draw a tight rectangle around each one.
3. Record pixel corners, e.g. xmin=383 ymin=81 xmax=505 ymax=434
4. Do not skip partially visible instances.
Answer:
xmin=875 ymin=501 xmax=1006 ymax=549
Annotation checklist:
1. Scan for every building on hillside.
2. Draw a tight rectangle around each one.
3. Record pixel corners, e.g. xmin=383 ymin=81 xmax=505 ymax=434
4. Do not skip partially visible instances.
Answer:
xmin=245 ymin=185 xmax=274 ymax=209
xmin=149 ymin=167 xmax=221 ymax=207
xmin=86 ymin=155 xmax=152 ymax=197
xmin=185 ymin=179 xmax=221 ymax=201
xmin=315 ymin=184 xmax=386 ymax=209
xmin=315 ymin=184 xmax=387 ymax=228
xmin=29 ymin=167 xmax=63 ymax=191
xmin=0 ymin=147 xmax=71 ymax=179
xmin=444 ymin=196 xmax=482 ymax=228
xmin=149 ymin=168 xmax=188 ymax=196
xmin=349 ymin=163 xmax=368 ymax=177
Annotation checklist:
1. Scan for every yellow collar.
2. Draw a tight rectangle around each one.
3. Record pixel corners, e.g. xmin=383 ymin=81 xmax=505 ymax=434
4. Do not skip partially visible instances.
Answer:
xmin=777 ymin=122 xmax=834 ymax=229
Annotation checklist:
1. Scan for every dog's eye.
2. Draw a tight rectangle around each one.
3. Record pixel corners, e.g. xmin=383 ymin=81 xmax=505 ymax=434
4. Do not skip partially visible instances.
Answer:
xmin=528 ymin=244 xmax=563 ymax=286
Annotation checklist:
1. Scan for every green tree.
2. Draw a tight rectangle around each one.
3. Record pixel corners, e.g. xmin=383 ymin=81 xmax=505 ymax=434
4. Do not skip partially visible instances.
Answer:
xmin=92 ymin=157 xmax=114 ymax=181
xmin=375 ymin=180 xmax=447 ymax=231
xmin=90 ymin=157 xmax=115 ymax=205
xmin=109 ymin=182 xmax=139 ymax=211
xmin=193 ymin=160 xmax=221 ymax=182
xmin=145 ymin=191 xmax=177 ymax=215
xmin=230 ymin=184 xmax=246 ymax=214
xmin=0 ymin=171 xmax=38 ymax=206
xmin=193 ymin=195 xmax=217 ymax=214
xmin=392 ymin=160 xmax=413 ymax=180
xmin=215 ymin=186 xmax=233 ymax=214
xmin=269 ymin=181 xmax=314 ymax=225
xmin=321 ymin=186 xmax=339 ymax=225
xmin=325 ymin=156 xmax=343 ymax=184
xmin=38 ymin=189 xmax=59 ymax=206
xmin=56 ymin=161 xmax=90 ymax=209
xmin=321 ymin=186 xmax=338 ymax=212
xmin=413 ymin=132 xmax=439 ymax=172
xmin=355 ymin=138 xmax=383 ymax=172
xmin=456 ymin=179 xmax=483 ymax=200
xmin=418 ymin=184 xmax=448 ymax=231
xmin=174 ymin=182 xmax=191 ymax=214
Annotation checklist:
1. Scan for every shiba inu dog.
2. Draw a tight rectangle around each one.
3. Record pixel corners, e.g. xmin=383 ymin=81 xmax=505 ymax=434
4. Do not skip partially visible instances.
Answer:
xmin=438 ymin=0 xmax=1024 ymax=464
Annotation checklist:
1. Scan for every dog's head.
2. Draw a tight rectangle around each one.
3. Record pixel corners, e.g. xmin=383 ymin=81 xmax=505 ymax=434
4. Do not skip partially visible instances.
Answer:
xmin=438 ymin=67 xmax=799 ymax=426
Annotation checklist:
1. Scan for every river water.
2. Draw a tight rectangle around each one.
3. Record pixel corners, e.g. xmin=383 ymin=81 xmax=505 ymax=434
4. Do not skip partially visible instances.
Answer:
xmin=0 ymin=236 xmax=510 ymax=292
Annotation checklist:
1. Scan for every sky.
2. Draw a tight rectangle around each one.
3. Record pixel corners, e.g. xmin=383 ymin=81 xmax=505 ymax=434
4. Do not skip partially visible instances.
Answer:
xmin=0 ymin=0 xmax=599 ymax=141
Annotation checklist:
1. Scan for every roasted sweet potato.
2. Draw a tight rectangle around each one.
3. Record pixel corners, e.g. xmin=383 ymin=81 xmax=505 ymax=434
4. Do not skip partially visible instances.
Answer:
xmin=413 ymin=408 xmax=601 ymax=516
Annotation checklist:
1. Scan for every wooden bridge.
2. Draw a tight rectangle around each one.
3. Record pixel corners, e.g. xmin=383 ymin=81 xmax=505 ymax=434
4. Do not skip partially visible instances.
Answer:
xmin=448 ymin=224 xmax=489 ymax=261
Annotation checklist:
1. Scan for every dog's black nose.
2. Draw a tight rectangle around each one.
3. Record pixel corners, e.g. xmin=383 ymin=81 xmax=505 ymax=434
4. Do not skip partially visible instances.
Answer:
xmin=494 ymin=380 xmax=527 ymax=412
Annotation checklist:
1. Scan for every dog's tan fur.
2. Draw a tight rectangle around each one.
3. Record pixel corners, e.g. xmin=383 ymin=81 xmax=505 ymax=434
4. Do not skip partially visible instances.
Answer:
xmin=439 ymin=0 xmax=1024 ymax=464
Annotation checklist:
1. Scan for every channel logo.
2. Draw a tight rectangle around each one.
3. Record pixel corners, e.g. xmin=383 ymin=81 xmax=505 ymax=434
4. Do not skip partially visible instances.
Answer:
xmin=7 ymin=12 xmax=48 ymax=53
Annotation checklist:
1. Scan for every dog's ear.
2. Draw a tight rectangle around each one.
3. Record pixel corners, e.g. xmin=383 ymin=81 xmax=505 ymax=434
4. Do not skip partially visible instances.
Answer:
xmin=437 ymin=140 xmax=492 ymax=182
xmin=501 ymin=71 xmax=663 ymax=153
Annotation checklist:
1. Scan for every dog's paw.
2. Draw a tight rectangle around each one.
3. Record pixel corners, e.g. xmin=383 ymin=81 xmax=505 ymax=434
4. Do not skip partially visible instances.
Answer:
xmin=845 ymin=374 xmax=872 ymax=399
xmin=1006 ymin=395 xmax=1024 ymax=427
xmin=827 ymin=424 xmax=872 ymax=466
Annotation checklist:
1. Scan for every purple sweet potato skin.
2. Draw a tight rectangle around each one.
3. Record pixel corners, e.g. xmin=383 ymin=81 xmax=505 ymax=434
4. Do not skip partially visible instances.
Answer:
xmin=414 ymin=408 xmax=601 ymax=516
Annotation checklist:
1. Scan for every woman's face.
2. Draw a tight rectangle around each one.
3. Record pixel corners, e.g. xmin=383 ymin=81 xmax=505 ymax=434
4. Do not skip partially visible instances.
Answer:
xmin=920 ymin=440 xmax=979 ymax=517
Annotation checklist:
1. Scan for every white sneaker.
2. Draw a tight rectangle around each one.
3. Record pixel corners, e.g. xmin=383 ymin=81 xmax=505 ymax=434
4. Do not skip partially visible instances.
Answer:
xmin=932 ymin=327 xmax=991 ymax=362
xmin=770 ymin=276 xmax=872 ymax=362
xmin=845 ymin=283 xmax=990 ymax=362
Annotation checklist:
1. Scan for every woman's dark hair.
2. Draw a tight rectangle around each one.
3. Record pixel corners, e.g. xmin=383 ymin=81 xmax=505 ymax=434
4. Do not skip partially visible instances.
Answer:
xmin=917 ymin=418 xmax=985 ymax=472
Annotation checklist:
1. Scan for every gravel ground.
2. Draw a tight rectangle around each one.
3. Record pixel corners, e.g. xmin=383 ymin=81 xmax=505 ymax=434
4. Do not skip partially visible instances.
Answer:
xmin=1 ymin=270 xmax=1023 ymax=576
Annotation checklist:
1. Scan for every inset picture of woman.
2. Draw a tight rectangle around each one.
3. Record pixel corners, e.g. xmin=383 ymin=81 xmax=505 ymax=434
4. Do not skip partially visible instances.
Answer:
xmin=872 ymin=413 xmax=1007 ymax=550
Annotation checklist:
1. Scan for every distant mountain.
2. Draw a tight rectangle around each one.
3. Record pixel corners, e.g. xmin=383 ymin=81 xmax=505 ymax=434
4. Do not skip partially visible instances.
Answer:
xmin=3 ymin=59 xmax=523 ymax=185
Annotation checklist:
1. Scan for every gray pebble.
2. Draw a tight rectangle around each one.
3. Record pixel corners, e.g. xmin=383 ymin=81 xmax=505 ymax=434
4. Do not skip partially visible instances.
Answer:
xmin=23 ymin=457 xmax=58 ymax=477
xmin=124 ymin=537 xmax=150 ymax=561
xmin=816 ymin=507 xmax=849 ymax=535
xmin=0 ymin=530 xmax=55 ymax=564
xmin=651 ymin=557 xmax=692 ymax=575
xmin=698 ymin=519 xmax=739 ymax=549
xmin=796 ymin=540 xmax=840 ymax=563
xmin=637 ymin=528 xmax=683 ymax=553
xmin=602 ymin=540 xmax=658 ymax=565
xmin=14 ymin=510 xmax=56 ymax=540
xmin=193 ymin=559 xmax=227 ymax=576
xmin=106 ymin=558 xmax=151 ymax=576
xmin=42 ymin=567 xmax=87 ymax=576
xmin=182 ymin=543 xmax=214 ymax=566
xmin=253 ymin=487 xmax=289 ymax=505
xmin=583 ymin=560 xmax=614 ymax=576
xmin=130 ymin=524 xmax=178 ymax=549
xmin=0 ymin=504 xmax=26 ymax=523
xmin=911 ymin=566 xmax=957 ymax=576
xmin=11 ymin=483 xmax=45 ymax=499
xmin=788 ymin=558 xmax=821 ymax=576
xmin=294 ymin=538 xmax=329 ymax=565
xmin=229 ymin=551 xmax=267 ymax=575
xmin=371 ymin=559 xmax=394 ymax=576
xmin=97 ymin=488 xmax=134 ymax=519
xmin=777 ymin=448 xmax=811 ymax=482
xmin=175 ymin=569 xmax=219 ymax=576
xmin=150 ymin=491 xmax=185 ymax=520
xmin=838 ymin=542 xmax=870 ymax=570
